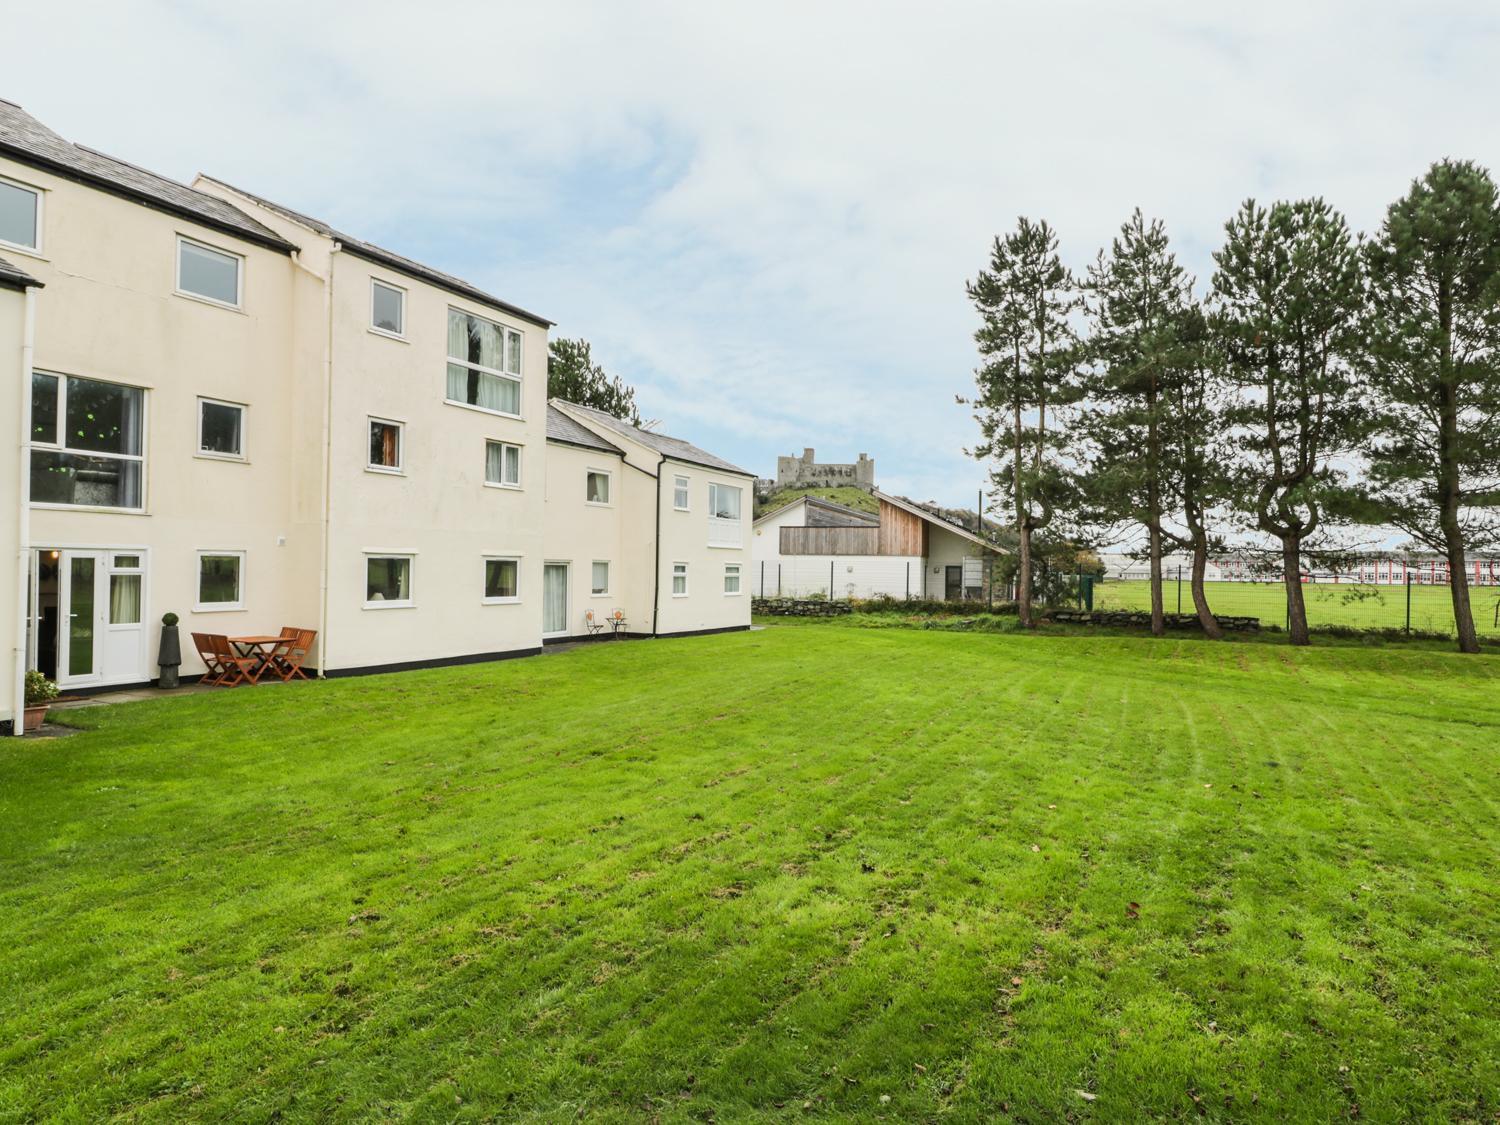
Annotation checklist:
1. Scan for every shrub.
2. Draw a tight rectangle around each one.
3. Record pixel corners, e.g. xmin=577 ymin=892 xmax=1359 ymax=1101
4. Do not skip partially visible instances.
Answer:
xmin=162 ymin=612 xmax=179 ymax=627
xmin=24 ymin=669 xmax=59 ymax=707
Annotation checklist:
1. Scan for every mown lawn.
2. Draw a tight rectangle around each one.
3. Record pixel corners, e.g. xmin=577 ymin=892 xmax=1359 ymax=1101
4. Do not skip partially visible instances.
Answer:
xmin=2 ymin=625 xmax=1497 ymax=1121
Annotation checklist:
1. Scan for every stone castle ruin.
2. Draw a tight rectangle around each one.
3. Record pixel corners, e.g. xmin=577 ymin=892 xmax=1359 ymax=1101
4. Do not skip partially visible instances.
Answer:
xmin=773 ymin=448 xmax=875 ymax=492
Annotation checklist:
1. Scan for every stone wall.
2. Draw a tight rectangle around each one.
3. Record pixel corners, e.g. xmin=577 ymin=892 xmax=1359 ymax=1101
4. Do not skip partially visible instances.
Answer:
xmin=774 ymin=448 xmax=875 ymax=491
xmin=1050 ymin=609 xmax=1261 ymax=632
xmin=752 ymin=597 xmax=854 ymax=617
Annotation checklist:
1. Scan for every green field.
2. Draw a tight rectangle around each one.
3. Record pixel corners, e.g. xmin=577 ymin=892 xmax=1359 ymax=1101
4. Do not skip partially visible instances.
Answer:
xmin=3 ymin=625 xmax=1498 ymax=1120
xmin=1094 ymin=577 xmax=1500 ymax=636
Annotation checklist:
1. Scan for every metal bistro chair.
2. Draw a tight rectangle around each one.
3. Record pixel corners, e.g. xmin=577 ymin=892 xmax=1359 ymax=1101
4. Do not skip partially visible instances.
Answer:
xmin=607 ymin=609 xmax=628 ymax=639
xmin=584 ymin=609 xmax=605 ymax=637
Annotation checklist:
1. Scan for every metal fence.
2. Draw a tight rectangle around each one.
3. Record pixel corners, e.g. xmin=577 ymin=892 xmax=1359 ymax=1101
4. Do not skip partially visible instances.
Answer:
xmin=1093 ymin=570 xmax=1500 ymax=637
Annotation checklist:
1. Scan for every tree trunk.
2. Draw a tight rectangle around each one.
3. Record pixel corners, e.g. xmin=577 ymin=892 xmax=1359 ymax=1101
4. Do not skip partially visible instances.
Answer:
xmin=1281 ymin=535 xmax=1310 ymax=645
xmin=1147 ymin=521 xmax=1165 ymax=637
xmin=1443 ymin=525 xmax=1480 ymax=654
xmin=1190 ymin=528 xmax=1223 ymax=639
xmin=1017 ymin=523 xmax=1034 ymax=628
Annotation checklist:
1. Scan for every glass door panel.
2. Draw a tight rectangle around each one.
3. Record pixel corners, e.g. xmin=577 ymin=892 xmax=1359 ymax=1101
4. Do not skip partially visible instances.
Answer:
xmin=67 ymin=556 xmax=97 ymax=679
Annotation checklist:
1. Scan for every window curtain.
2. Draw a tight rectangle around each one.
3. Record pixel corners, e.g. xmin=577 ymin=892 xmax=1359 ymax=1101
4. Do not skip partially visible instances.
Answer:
xmin=504 ymin=444 xmax=520 ymax=484
xmin=477 ymin=371 xmax=517 ymax=413
xmin=592 ymin=561 xmax=609 ymax=593
xmin=588 ymin=474 xmax=608 ymax=503
xmin=543 ymin=565 xmax=567 ymax=632
xmin=109 ymin=573 xmax=141 ymax=624
xmin=486 ymin=442 xmax=504 ymax=483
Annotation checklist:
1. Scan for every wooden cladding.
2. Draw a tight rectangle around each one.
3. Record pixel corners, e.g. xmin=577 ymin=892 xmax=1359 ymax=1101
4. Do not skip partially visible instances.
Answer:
xmin=877 ymin=499 xmax=926 ymax=556
xmin=780 ymin=525 xmax=880 ymax=556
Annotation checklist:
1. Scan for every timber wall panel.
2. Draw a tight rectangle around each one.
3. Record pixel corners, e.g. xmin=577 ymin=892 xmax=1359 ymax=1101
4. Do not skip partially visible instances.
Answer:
xmin=877 ymin=500 xmax=926 ymax=557
xmin=781 ymin=526 xmax=880 ymax=555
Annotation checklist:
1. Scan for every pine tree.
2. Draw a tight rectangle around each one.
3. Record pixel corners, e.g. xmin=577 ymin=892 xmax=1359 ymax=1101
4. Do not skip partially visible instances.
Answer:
xmin=547 ymin=337 xmax=642 ymax=425
xmin=965 ymin=218 xmax=1081 ymax=627
xmin=1361 ymin=161 xmax=1500 ymax=654
xmin=1210 ymin=199 xmax=1365 ymax=646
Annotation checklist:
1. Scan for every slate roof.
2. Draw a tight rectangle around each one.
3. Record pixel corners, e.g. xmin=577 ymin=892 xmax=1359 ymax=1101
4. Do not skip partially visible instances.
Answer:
xmin=200 ymin=177 xmax=552 ymax=328
xmin=0 ymin=254 xmax=42 ymax=290
xmin=546 ymin=404 xmax=623 ymax=455
xmin=555 ymin=401 xmax=753 ymax=477
xmin=0 ymin=98 xmax=296 ymax=253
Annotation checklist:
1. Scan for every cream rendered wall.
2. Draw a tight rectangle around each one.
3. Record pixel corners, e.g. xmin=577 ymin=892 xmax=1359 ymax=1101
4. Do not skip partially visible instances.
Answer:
xmin=320 ymin=251 xmax=550 ymax=670
xmin=3 ymin=157 xmax=319 ymax=684
xmin=655 ymin=459 xmax=751 ymax=635
xmin=542 ymin=442 xmax=631 ymax=637
xmin=0 ymin=285 xmax=25 ymax=725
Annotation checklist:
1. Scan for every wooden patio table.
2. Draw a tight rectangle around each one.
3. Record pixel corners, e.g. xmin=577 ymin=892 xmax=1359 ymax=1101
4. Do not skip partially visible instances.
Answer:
xmin=228 ymin=635 xmax=287 ymax=683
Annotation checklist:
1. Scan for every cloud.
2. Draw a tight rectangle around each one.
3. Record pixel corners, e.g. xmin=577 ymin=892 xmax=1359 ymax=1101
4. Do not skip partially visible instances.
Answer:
xmin=9 ymin=0 xmax=1500 ymax=506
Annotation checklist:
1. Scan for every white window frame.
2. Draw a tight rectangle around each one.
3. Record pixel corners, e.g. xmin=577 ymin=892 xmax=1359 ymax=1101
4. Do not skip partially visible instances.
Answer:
xmin=363 ymin=551 xmax=415 ymax=609
xmin=370 ymin=277 xmax=406 ymax=339
xmin=481 ymin=556 xmax=521 ymax=605
xmin=0 ymin=173 xmax=43 ymax=256
xmin=591 ymin=560 xmax=611 ymax=597
xmin=484 ymin=440 xmax=522 ymax=490
xmin=196 ymin=396 xmax=247 ymax=461
xmin=367 ymin=417 xmax=405 ymax=475
xmin=194 ymin=549 xmax=246 ymax=613
xmin=175 ymin=235 xmax=244 ymax=310
xmin=724 ymin=563 xmax=742 ymax=596
xmin=585 ymin=468 xmax=613 ymax=507
xmin=673 ymin=474 xmax=690 ymax=511
xmin=707 ymin=481 xmax=744 ymax=548
xmin=445 ymin=307 xmax=524 ymax=419
xmin=28 ymin=370 xmax=149 ymax=514
xmin=672 ymin=561 xmax=689 ymax=598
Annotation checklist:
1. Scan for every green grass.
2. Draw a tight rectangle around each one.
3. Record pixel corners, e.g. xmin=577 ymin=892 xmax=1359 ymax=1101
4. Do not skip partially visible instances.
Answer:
xmin=1095 ymin=577 xmax=1500 ymax=636
xmin=755 ymin=486 xmax=879 ymax=518
xmin=3 ymin=627 xmax=1498 ymax=1121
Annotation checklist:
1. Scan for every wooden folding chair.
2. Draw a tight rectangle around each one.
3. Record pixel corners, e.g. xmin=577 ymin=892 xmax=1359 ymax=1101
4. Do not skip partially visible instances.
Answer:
xmin=192 ymin=631 xmax=228 ymax=686
xmin=267 ymin=627 xmax=315 ymax=681
xmin=208 ymin=633 xmax=261 ymax=687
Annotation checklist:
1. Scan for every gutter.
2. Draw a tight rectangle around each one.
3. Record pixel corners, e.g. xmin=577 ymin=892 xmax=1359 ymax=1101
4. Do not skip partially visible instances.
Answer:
xmin=11 ymin=286 xmax=36 ymax=736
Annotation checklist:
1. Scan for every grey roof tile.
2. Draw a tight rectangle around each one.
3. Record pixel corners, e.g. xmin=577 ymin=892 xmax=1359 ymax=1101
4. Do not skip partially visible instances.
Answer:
xmin=201 ymin=177 xmax=552 ymax=327
xmin=0 ymin=253 xmax=42 ymax=290
xmin=546 ymin=404 xmax=623 ymax=454
xmin=0 ymin=98 xmax=296 ymax=252
xmin=556 ymin=401 xmax=752 ymax=477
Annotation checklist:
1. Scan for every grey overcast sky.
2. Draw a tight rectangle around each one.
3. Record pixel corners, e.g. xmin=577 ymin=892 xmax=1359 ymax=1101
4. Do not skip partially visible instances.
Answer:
xmin=9 ymin=1 xmax=1500 ymax=505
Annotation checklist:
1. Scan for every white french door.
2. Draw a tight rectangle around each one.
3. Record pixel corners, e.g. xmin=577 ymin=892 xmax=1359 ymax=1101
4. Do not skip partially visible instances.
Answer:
xmin=30 ymin=548 xmax=149 ymax=690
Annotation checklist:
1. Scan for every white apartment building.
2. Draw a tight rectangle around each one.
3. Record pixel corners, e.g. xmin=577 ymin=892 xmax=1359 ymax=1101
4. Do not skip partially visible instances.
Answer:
xmin=0 ymin=99 xmax=751 ymax=731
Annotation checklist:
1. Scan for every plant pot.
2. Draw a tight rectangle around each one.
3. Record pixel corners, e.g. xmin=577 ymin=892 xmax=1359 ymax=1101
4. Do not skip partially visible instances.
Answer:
xmin=22 ymin=704 xmax=49 ymax=733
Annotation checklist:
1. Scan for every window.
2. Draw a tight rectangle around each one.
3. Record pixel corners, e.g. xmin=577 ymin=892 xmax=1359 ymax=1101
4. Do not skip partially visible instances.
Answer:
xmin=672 ymin=562 xmax=688 ymax=597
xmin=29 ymin=372 xmax=145 ymax=510
xmin=586 ymin=470 xmax=611 ymax=505
xmin=0 ymin=175 xmax=40 ymax=252
xmin=724 ymin=564 xmax=742 ymax=595
xmin=371 ymin=279 xmax=405 ymax=337
xmin=485 ymin=440 xmax=521 ymax=488
xmin=483 ymin=557 xmax=519 ymax=603
xmin=109 ymin=554 xmax=143 ymax=626
xmin=673 ymin=475 xmax=690 ymax=510
xmin=177 ymin=237 xmax=242 ymax=307
xmin=707 ymin=482 xmax=743 ymax=547
xmin=446 ymin=308 xmax=522 ymax=416
xmin=368 ymin=418 xmax=403 ymax=473
xmin=592 ymin=560 xmax=610 ymax=596
xmin=366 ymin=555 xmax=412 ymax=607
xmin=196 ymin=551 xmax=244 ymax=611
xmin=198 ymin=398 xmax=245 ymax=459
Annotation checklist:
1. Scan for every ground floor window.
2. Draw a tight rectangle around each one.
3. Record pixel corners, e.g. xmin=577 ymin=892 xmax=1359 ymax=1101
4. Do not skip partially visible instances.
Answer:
xmin=196 ymin=551 xmax=244 ymax=610
xmin=366 ymin=555 xmax=412 ymax=607
xmin=672 ymin=562 xmax=688 ymax=596
xmin=724 ymin=563 xmax=741 ymax=595
xmin=592 ymin=560 xmax=610 ymax=596
xmin=483 ymin=557 xmax=519 ymax=603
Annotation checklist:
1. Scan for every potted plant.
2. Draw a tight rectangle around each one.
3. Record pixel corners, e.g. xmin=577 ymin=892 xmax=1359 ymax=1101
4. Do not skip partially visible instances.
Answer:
xmin=23 ymin=669 xmax=59 ymax=732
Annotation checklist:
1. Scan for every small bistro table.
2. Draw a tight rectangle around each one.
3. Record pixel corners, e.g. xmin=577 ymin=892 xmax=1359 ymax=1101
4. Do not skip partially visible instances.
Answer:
xmin=228 ymin=635 xmax=286 ymax=682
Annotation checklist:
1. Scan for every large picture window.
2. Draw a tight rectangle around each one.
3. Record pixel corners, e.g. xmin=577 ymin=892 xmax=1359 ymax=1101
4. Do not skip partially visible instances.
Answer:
xmin=446 ymin=308 xmax=522 ymax=416
xmin=30 ymin=372 xmax=145 ymax=510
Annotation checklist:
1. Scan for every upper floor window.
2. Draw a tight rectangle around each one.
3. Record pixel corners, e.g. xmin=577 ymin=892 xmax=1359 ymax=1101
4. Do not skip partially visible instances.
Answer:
xmin=176 ymin=236 xmax=242 ymax=308
xmin=371 ymin=279 xmax=405 ymax=337
xmin=368 ymin=418 xmax=403 ymax=473
xmin=30 ymin=372 xmax=144 ymax=510
xmin=0 ymin=175 xmax=41 ymax=252
xmin=485 ymin=440 xmax=521 ymax=488
xmin=198 ymin=398 xmax=245 ymax=460
xmin=586 ymin=469 xmax=612 ymax=505
xmin=446 ymin=308 xmax=521 ymax=416
xmin=673 ymin=474 xmax=690 ymax=510
xmin=707 ymin=482 xmax=743 ymax=546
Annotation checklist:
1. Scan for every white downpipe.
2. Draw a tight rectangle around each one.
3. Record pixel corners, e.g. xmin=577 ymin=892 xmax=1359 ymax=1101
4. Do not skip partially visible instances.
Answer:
xmin=12 ymin=287 xmax=36 ymax=736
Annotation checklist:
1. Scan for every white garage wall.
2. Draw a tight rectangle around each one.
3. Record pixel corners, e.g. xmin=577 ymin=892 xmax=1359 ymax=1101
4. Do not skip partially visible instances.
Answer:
xmin=751 ymin=555 xmax=925 ymax=600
